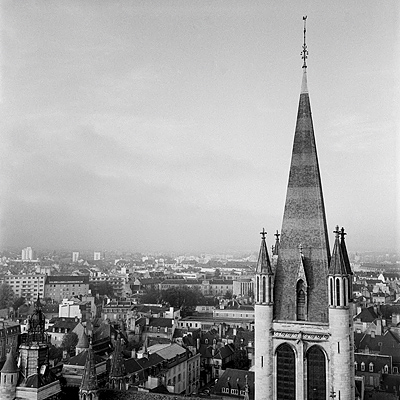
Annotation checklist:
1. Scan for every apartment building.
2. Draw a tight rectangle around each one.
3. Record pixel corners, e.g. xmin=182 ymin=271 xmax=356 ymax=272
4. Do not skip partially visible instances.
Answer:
xmin=45 ymin=275 xmax=89 ymax=302
xmin=1 ymin=274 xmax=46 ymax=301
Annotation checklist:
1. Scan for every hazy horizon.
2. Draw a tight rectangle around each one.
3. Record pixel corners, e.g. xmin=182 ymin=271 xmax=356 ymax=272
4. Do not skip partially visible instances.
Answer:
xmin=1 ymin=2 xmax=398 ymax=254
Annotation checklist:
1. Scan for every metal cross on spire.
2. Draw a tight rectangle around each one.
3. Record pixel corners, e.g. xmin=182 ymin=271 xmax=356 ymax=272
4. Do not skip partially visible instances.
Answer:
xmin=260 ymin=228 xmax=267 ymax=239
xmin=302 ymin=15 xmax=308 ymax=68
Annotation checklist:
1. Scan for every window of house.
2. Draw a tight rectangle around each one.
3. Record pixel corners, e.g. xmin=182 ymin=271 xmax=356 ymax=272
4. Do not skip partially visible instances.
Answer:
xmin=369 ymin=363 xmax=374 ymax=372
xmin=354 ymin=362 xmax=358 ymax=370
xmin=231 ymin=389 xmax=238 ymax=395
xmin=384 ymin=365 xmax=389 ymax=373
xmin=361 ymin=362 xmax=365 ymax=371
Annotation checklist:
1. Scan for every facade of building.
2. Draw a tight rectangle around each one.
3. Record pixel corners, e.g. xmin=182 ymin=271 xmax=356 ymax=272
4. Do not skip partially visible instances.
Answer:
xmin=254 ymin=24 xmax=355 ymax=400
xmin=1 ymin=274 xmax=46 ymax=302
xmin=21 ymin=247 xmax=35 ymax=261
xmin=44 ymin=275 xmax=89 ymax=302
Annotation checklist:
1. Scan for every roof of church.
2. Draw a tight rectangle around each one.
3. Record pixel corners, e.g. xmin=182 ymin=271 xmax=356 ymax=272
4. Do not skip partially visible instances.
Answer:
xmin=273 ymin=64 xmax=331 ymax=323
xmin=329 ymin=227 xmax=348 ymax=275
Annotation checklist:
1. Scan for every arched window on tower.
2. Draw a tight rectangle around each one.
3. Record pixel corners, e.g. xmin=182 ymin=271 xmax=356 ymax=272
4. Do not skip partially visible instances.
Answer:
xmin=307 ymin=346 xmax=326 ymax=400
xmin=268 ymin=276 xmax=272 ymax=303
xmin=296 ymin=280 xmax=306 ymax=321
xmin=262 ymin=277 xmax=266 ymax=303
xmin=276 ymin=343 xmax=296 ymax=400
xmin=336 ymin=278 xmax=341 ymax=306
xmin=256 ymin=277 xmax=260 ymax=303
xmin=343 ymin=277 xmax=348 ymax=306
xmin=329 ymin=277 xmax=334 ymax=306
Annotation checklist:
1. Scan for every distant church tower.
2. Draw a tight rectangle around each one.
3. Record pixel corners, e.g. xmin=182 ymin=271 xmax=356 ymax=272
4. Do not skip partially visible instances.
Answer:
xmin=255 ymin=17 xmax=354 ymax=400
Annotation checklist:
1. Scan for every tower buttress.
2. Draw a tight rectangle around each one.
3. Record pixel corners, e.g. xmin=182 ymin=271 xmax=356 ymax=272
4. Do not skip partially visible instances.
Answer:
xmin=255 ymin=229 xmax=273 ymax=400
xmin=328 ymin=226 xmax=354 ymax=400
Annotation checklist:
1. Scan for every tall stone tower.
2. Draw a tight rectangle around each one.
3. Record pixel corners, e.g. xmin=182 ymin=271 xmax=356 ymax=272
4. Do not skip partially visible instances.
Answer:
xmin=255 ymin=17 xmax=354 ymax=400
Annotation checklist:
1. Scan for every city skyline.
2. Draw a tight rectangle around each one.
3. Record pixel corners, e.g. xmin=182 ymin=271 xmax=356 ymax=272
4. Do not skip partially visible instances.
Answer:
xmin=1 ymin=2 xmax=398 ymax=253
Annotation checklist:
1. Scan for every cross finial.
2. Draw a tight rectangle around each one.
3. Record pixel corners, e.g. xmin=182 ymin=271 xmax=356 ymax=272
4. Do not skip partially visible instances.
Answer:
xmin=260 ymin=228 xmax=267 ymax=239
xmin=274 ymin=230 xmax=280 ymax=241
xmin=333 ymin=225 xmax=340 ymax=238
xmin=340 ymin=227 xmax=347 ymax=240
xmin=301 ymin=16 xmax=308 ymax=68
xmin=298 ymin=243 xmax=303 ymax=253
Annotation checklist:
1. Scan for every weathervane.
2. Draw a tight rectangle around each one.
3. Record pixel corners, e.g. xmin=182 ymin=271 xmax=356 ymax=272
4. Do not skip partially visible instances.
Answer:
xmin=302 ymin=16 xmax=308 ymax=68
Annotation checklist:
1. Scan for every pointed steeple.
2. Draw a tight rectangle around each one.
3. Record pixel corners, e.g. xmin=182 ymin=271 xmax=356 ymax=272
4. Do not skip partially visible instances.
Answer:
xmin=272 ymin=230 xmax=280 ymax=256
xmin=340 ymin=227 xmax=352 ymax=276
xmin=329 ymin=226 xmax=348 ymax=275
xmin=110 ymin=334 xmax=126 ymax=378
xmin=256 ymin=228 xmax=272 ymax=275
xmin=1 ymin=348 xmax=18 ymax=374
xmin=273 ymin=17 xmax=330 ymax=323
xmin=79 ymin=338 xmax=98 ymax=399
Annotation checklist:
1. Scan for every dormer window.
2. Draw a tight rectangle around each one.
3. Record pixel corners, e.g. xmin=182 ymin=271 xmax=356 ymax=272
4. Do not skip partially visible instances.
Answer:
xmin=369 ymin=363 xmax=374 ymax=372
xmin=361 ymin=362 xmax=365 ymax=371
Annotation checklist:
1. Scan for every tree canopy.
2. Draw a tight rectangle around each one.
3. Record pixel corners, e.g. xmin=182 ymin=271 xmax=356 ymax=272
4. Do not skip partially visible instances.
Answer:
xmin=161 ymin=287 xmax=205 ymax=315
xmin=89 ymin=281 xmax=114 ymax=297
xmin=61 ymin=331 xmax=79 ymax=352
xmin=0 ymin=284 xmax=14 ymax=309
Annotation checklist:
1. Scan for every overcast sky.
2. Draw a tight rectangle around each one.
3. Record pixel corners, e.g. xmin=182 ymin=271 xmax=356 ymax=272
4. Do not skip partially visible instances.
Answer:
xmin=0 ymin=1 xmax=398 ymax=254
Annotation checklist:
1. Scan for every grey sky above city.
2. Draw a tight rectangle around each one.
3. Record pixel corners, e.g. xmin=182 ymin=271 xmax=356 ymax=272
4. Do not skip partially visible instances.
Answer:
xmin=0 ymin=1 xmax=398 ymax=253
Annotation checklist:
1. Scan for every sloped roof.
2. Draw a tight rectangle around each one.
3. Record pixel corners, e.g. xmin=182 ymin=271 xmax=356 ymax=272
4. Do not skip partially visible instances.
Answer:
xmin=148 ymin=318 xmax=173 ymax=328
xmin=1 ymin=350 xmax=18 ymax=373
xmin=155 ymin=343 xmax=186 ymax=360
xmin=64 ymin=349 xmax=104 ymax=366
xmin=213 ymin=369 xmax=254 ymax=400
xmin=354 ymin=306 xmax=380 ymax=322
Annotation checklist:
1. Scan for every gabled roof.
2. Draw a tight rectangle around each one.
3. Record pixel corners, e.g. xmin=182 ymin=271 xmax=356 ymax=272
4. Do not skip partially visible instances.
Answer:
xmin=354 ymin=306 xmax=380 ymax=323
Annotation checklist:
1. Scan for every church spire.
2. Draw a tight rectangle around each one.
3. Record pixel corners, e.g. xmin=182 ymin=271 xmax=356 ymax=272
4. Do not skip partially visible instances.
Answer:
xmin=109 ymin=334 xmax=126 ymax=391
xmin=256 ymin=228 xmax=272 ymax=275
xmin=273 ymin=17 xmax=330 ymax=323
xmin=79 ymin=337 xmax=99 ymax=400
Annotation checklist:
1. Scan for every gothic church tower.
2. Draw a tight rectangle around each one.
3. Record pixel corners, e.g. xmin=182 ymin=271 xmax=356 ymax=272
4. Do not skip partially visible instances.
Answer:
xmin=255 ymin=17 xmax=354 ymax=400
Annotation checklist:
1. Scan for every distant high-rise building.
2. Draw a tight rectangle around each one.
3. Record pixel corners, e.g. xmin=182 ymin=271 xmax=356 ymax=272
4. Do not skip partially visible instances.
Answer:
xmin=21 ymin=247 xmax=35 ymax=261
xmin=72 ymin=252 xmax=79 ymax=262
xmin=255 ymin=18 xmax=354 ymax=400
xmin=93 ymin=252 xmax=101 ymax=261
